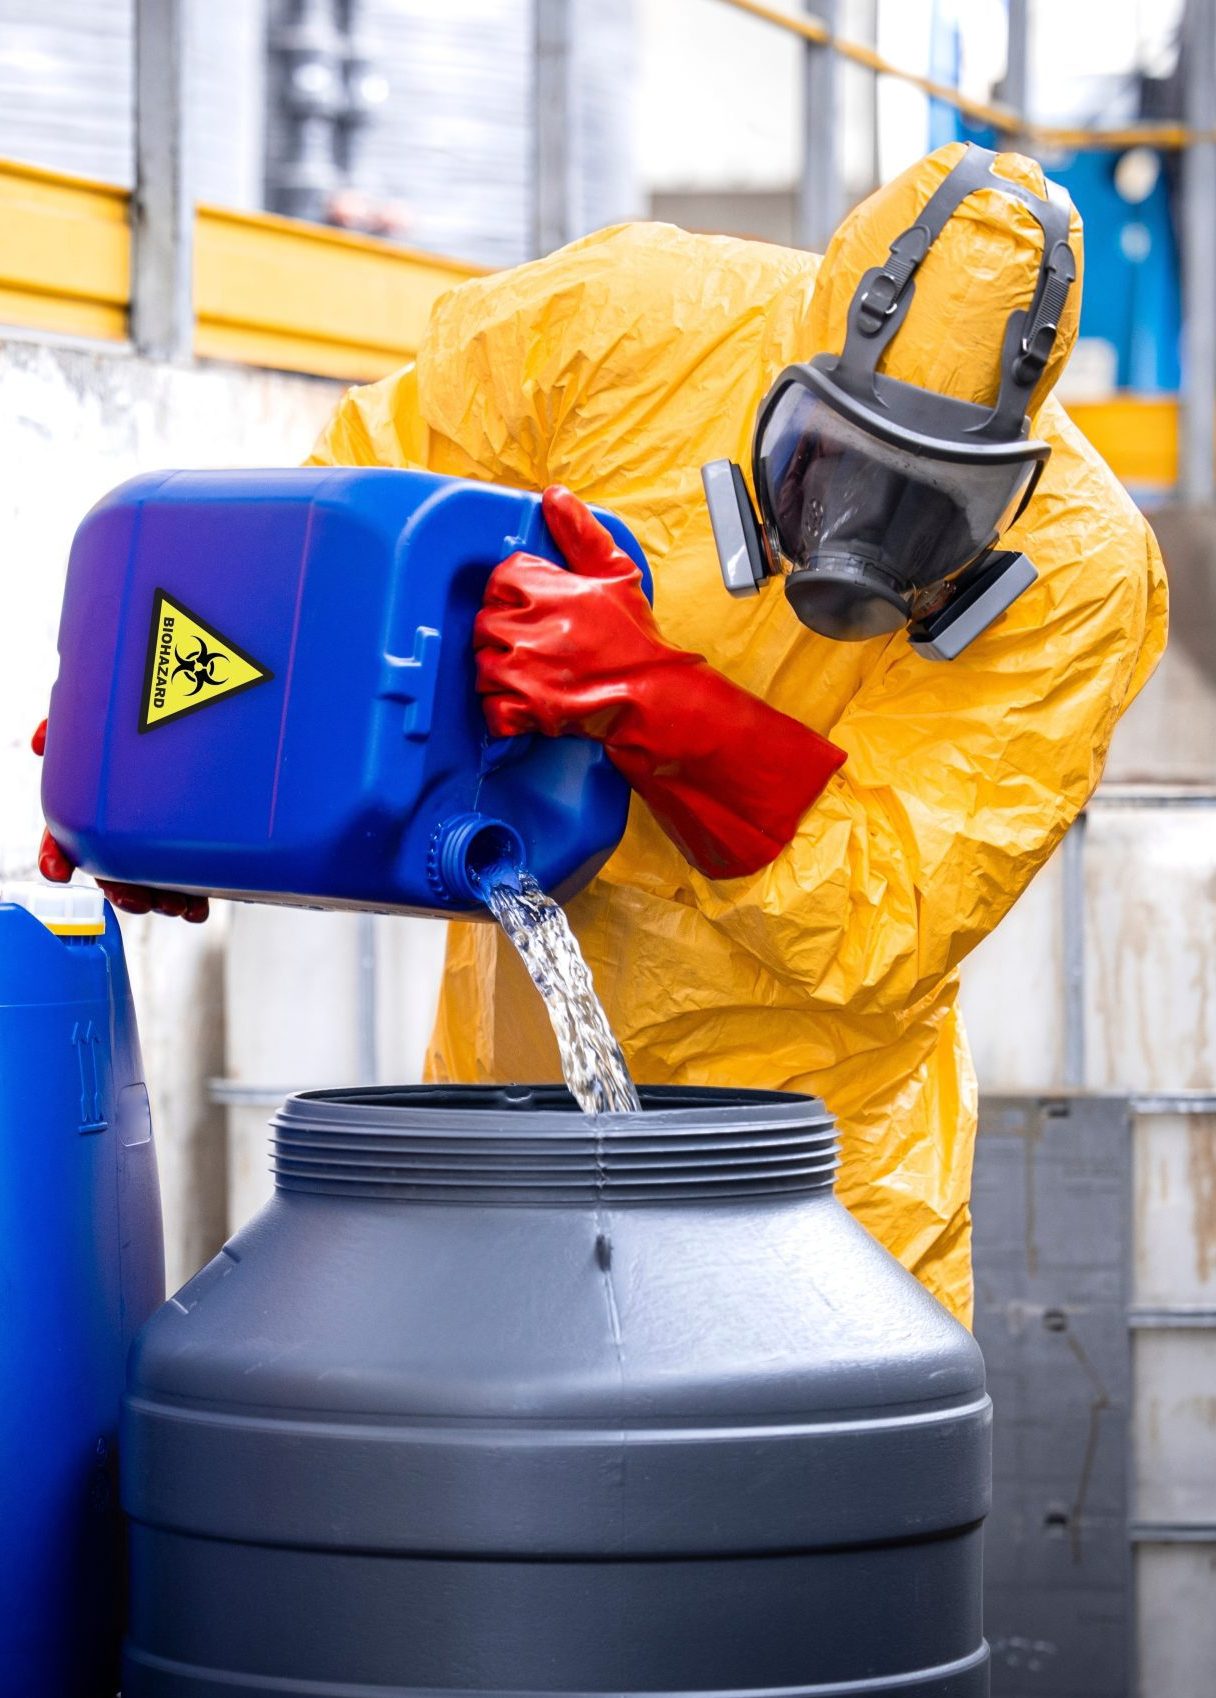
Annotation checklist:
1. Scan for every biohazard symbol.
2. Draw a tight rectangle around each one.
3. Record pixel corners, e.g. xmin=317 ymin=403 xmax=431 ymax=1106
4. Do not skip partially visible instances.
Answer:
xmin=171 ymin=638 xmax=231 ymax=696
xmin=140 ymin=589 xmax=273 ymax=732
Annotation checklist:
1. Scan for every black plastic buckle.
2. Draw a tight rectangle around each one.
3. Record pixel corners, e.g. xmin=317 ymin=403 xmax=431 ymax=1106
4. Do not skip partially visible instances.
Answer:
xmin=856 ymin=270 xmax=902 ymax=334
xmin=1012 ymin=322 xmax=1056 ymax=386
xmin=854 ymin=225 xmax=932 ymax=338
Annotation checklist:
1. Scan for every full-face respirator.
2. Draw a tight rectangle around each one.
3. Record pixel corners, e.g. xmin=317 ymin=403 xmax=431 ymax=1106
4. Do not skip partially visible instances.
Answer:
xmin=701 ymin=144 xmax=1076 ymax=660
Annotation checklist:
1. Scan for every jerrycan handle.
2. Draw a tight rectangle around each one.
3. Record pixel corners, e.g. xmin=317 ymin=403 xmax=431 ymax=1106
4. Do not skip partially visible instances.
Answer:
xmin=505 ymin=503 xmax=554 ymax=559
xmin=379 ymin=627 xmax=442 ymax=741
xmin=476 ymin=498 xmax=565 ymax=777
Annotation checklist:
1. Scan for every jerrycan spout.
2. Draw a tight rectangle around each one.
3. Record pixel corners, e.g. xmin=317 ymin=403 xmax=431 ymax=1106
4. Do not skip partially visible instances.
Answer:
xmin=428 ymin=813 xmax=526 ymax=906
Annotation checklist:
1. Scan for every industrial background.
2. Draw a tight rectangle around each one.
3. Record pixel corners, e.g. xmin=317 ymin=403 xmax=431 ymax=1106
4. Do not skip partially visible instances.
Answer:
xmin=0 ymin=3 xmax=1213 ymax=1694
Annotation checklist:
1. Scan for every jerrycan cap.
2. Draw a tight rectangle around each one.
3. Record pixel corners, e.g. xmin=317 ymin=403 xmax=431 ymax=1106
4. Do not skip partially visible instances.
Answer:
xmin=0 ymin=879 xmax=106 ymax=936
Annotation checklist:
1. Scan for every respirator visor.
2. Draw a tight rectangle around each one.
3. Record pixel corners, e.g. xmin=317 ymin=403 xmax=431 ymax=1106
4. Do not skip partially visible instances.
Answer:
xmin=755 ymin=378 xmax=1044 ymax=640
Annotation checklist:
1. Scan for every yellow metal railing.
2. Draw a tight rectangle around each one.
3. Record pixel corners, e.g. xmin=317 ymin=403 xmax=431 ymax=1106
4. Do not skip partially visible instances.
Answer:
xmin=0 ymin=158 xmax=129 ymax=341
xmin=717 ymin=0 xmax=1213 ymax=152
xmin=0 ymin=156 xmax=486 ymax=382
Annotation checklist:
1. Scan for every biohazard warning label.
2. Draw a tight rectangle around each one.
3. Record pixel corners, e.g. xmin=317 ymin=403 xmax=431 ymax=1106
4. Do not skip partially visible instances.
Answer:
xmin=139 ymin=589 xmax=272 ymax=733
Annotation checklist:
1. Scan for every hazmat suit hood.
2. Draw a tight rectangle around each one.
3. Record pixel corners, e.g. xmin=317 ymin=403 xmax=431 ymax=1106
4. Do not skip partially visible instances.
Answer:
xmin=703 ymin=144 xmax=1086 ymax=647
xmin=808 ymin=141 xmax=1083 ymax=420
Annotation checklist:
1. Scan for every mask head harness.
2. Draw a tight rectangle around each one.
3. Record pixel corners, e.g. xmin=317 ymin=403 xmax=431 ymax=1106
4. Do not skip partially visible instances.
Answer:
xmin=701 ymin=144 xmax=1077 ymax=657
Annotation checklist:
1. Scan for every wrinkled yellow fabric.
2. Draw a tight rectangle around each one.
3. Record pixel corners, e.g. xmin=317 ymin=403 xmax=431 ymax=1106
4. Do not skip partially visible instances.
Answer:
xmin=309 ymin=145 xmax=1167 ymax=1325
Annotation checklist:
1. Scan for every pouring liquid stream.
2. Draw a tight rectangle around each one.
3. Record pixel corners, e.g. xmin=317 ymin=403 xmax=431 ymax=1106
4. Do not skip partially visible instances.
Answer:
xmin=476 ymin=863 xmax=641 ymax=1117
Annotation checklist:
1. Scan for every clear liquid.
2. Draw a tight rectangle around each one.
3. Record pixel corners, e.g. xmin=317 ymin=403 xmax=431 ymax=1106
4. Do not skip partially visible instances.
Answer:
xmin=477 ymin=865 xmax=641 ymax=1117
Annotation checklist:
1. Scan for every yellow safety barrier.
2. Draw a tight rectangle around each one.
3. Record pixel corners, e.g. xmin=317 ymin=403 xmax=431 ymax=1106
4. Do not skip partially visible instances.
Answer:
xmin=0 ymin=158 xmax=129 ymax=341
xmin=717 ymin=0 xmax=1216 ymax=153
xmin=0 ymin=156 xmax=486 ymax=381
xmin=194 ymin=205 xmax=484 ymax=381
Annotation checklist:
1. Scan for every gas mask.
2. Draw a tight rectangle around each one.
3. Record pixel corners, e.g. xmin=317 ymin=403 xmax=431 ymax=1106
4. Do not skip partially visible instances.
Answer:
xmin=701 ymin=144 xmax=1076 ymax=659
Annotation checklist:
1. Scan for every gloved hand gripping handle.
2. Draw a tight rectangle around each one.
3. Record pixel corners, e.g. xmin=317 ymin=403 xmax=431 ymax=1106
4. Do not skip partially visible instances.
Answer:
xmin=474 ymin=486 xmax=847 ymax=880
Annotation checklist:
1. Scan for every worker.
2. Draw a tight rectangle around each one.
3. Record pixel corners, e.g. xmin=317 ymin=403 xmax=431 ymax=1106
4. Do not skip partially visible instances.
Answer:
xmin=38 ymin=143 xmax=1167 ymax=1325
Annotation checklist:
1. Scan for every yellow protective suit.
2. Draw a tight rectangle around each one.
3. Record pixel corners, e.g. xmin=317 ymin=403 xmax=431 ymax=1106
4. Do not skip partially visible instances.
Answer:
xmin=309 ymin=145 xmax=1167 ymax=1325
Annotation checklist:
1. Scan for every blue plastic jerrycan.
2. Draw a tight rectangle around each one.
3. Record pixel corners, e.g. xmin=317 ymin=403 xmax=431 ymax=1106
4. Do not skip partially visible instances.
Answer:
xmin=0 ymin=884 xmax=164 ymax=1698
xmin=41 ymin=468 xmax=652 ymax=915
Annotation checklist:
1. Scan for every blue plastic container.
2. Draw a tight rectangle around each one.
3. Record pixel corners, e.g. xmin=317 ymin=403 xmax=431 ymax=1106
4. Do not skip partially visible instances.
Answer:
xmin=41 ymin=468 xmax=651 ymax=915
xmin=0 ymin=886 xmax=164 ymax=1698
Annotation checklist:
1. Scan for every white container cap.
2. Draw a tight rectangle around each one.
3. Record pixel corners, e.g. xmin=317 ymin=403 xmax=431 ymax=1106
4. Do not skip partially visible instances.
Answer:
xmin=0 ymin=879 xmax=106 ymax=936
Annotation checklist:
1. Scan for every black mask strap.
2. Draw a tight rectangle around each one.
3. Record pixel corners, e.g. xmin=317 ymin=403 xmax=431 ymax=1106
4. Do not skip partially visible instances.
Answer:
xmin=1008 ymin=180 xmax=1077 ymax=389
xmin=839 ymin=144 xmax=1076 ymax=434
xmin=848 ymin=145 xmax=1003 ymax=353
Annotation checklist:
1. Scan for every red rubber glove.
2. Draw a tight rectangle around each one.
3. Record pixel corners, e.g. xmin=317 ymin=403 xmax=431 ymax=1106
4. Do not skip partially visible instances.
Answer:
xmin=32 ymin=720 xmax=209 ymax=922
xmin=475 ymin=486 xmax=847 ymax=880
